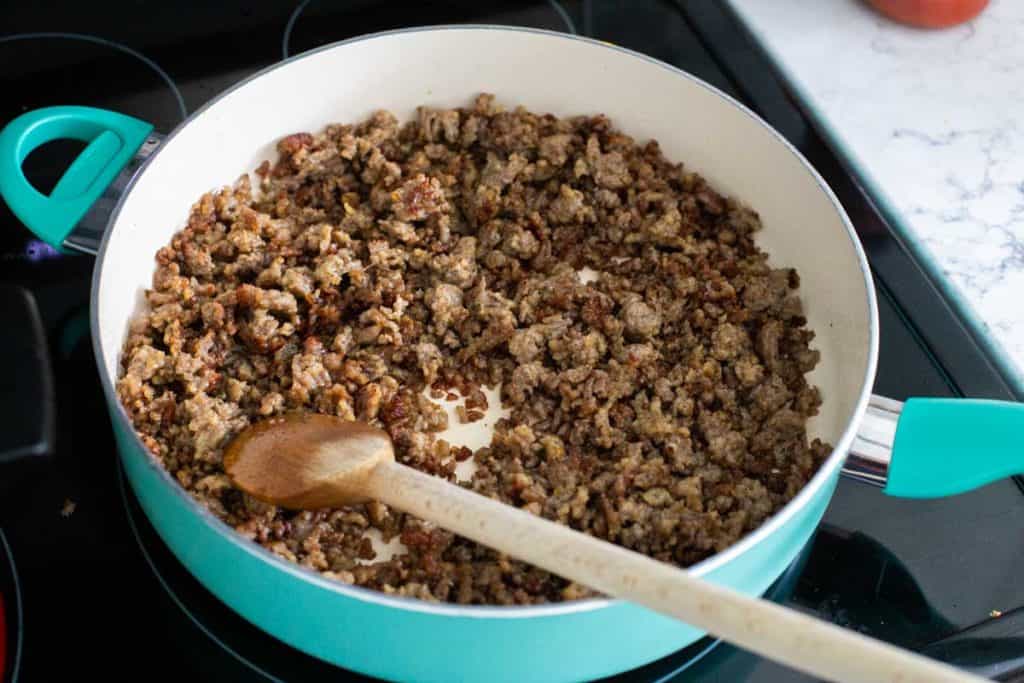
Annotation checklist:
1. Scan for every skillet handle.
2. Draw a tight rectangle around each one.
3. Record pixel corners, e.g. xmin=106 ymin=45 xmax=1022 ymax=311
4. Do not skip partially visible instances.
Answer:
xmin=0 ymin=106 xmax=155 ymax=254
xmin=844 ymin=394 xmax=1024 ymax=497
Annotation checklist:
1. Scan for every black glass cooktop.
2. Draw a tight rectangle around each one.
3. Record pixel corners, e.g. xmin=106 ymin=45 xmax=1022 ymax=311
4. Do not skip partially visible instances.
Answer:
xmin=1 ymin=2 xmax=1023 ymax=682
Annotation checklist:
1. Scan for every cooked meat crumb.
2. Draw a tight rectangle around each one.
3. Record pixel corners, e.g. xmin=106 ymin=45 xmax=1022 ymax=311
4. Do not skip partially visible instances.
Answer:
xmin=118 ymin=94 xmax=829 ymax=605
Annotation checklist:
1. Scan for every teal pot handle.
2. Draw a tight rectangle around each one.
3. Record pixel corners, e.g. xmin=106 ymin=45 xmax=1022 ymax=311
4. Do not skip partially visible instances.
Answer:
xmin=844 ymin=395 xmax=1024 ymax=497
xmin=0 ymin=106 xmax=157 ymax=254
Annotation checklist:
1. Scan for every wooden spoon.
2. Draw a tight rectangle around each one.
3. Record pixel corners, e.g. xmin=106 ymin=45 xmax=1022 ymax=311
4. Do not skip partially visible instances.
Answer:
xmin=224 ymin=413 xmax=979 ymax=683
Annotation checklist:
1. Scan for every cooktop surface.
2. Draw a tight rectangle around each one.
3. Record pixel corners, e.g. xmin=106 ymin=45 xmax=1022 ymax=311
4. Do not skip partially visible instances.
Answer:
xmin=1 ymin=2 xmax=1022 ymax=682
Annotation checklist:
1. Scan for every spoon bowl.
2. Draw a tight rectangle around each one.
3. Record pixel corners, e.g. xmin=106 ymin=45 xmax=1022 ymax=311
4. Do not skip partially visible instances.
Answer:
xmin=224 ymin=412 xmax=394 ymax=509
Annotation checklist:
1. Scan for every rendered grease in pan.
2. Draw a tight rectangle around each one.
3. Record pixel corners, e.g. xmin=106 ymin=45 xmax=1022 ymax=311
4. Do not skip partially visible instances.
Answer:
xmin=116 ymin=94 xmax=830 ymax=606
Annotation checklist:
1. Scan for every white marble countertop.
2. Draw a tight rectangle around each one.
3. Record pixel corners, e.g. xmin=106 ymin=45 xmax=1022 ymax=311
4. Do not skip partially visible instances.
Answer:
xmin=727 ymin=0 xmax=1024 ymax=393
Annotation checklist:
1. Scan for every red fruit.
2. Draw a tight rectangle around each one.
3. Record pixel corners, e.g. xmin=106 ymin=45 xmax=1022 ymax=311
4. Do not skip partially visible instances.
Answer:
xmin=866 ymin=0 xmax=989 ymax=28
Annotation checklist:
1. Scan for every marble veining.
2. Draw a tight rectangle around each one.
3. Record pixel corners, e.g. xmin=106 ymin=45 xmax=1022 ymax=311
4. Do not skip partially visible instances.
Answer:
xmin=728 ymin=0 xmax=1024 ymax=384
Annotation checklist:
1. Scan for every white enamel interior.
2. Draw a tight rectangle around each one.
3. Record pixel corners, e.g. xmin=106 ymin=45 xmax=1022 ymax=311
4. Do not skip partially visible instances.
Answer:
xmin=95 ymin=26 xmax=875 ymax=570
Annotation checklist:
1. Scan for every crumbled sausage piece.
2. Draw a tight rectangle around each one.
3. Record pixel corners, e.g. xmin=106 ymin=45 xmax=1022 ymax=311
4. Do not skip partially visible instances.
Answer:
xmin=417 ymin=106 xmax=461 ymax=144
xmin=622 ymin=300 xmax=661 ymax=339
xmin=182 ymin=393 xmax=246 ymax=464
xmin=585 ymin=135 xmax=632 ymax=190
xmin=538 ymin=134 xmax=574 ymax=166
xmin=508 ymin=326 xmax=546 ymax=364
xmin=392 ymin=174 xmax=448 ymax=222
xmin=315 ymin=249 xmax=362 ymax=289
xmin=290 ymin=345 xmax=331 ymax=404
xmin=548 ymin=184 xmax=593 ymax=224
xmin=435 ymin=236 xmax=478 ymax=289
xmin=382 ymin=219 xmax=419 ymax=244
xmin=733 ymin=355 xmax=765 ymax=387
xmin=117 ymin=95 xmax=827 ymax=606
xmin=711 ymin=323 xmax=749 ymax=361
xmin=126 ymin=345 xmax=167 ymax=382
xmin=425 ymin=284 xmax=466 ymax=333
xmin=502 ymin=225 xmax=539 ymax=259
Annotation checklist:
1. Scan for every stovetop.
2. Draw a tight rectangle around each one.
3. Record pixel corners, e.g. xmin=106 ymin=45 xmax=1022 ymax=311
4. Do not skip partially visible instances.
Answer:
xmin=1 ymin=2 xmax=1023 ymax=681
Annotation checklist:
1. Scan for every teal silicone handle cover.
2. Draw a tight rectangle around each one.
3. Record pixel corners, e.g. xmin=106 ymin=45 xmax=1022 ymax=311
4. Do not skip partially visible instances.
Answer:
xmin=885 ymin=397 xmax=1024 ymax=498
xmin=0 ymin=106 xmax=153 ymax=249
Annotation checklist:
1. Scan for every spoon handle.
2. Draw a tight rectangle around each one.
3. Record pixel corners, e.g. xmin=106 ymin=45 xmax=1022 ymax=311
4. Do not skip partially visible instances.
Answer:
xmin=366 ymin=460 xmax=978 ymax=683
